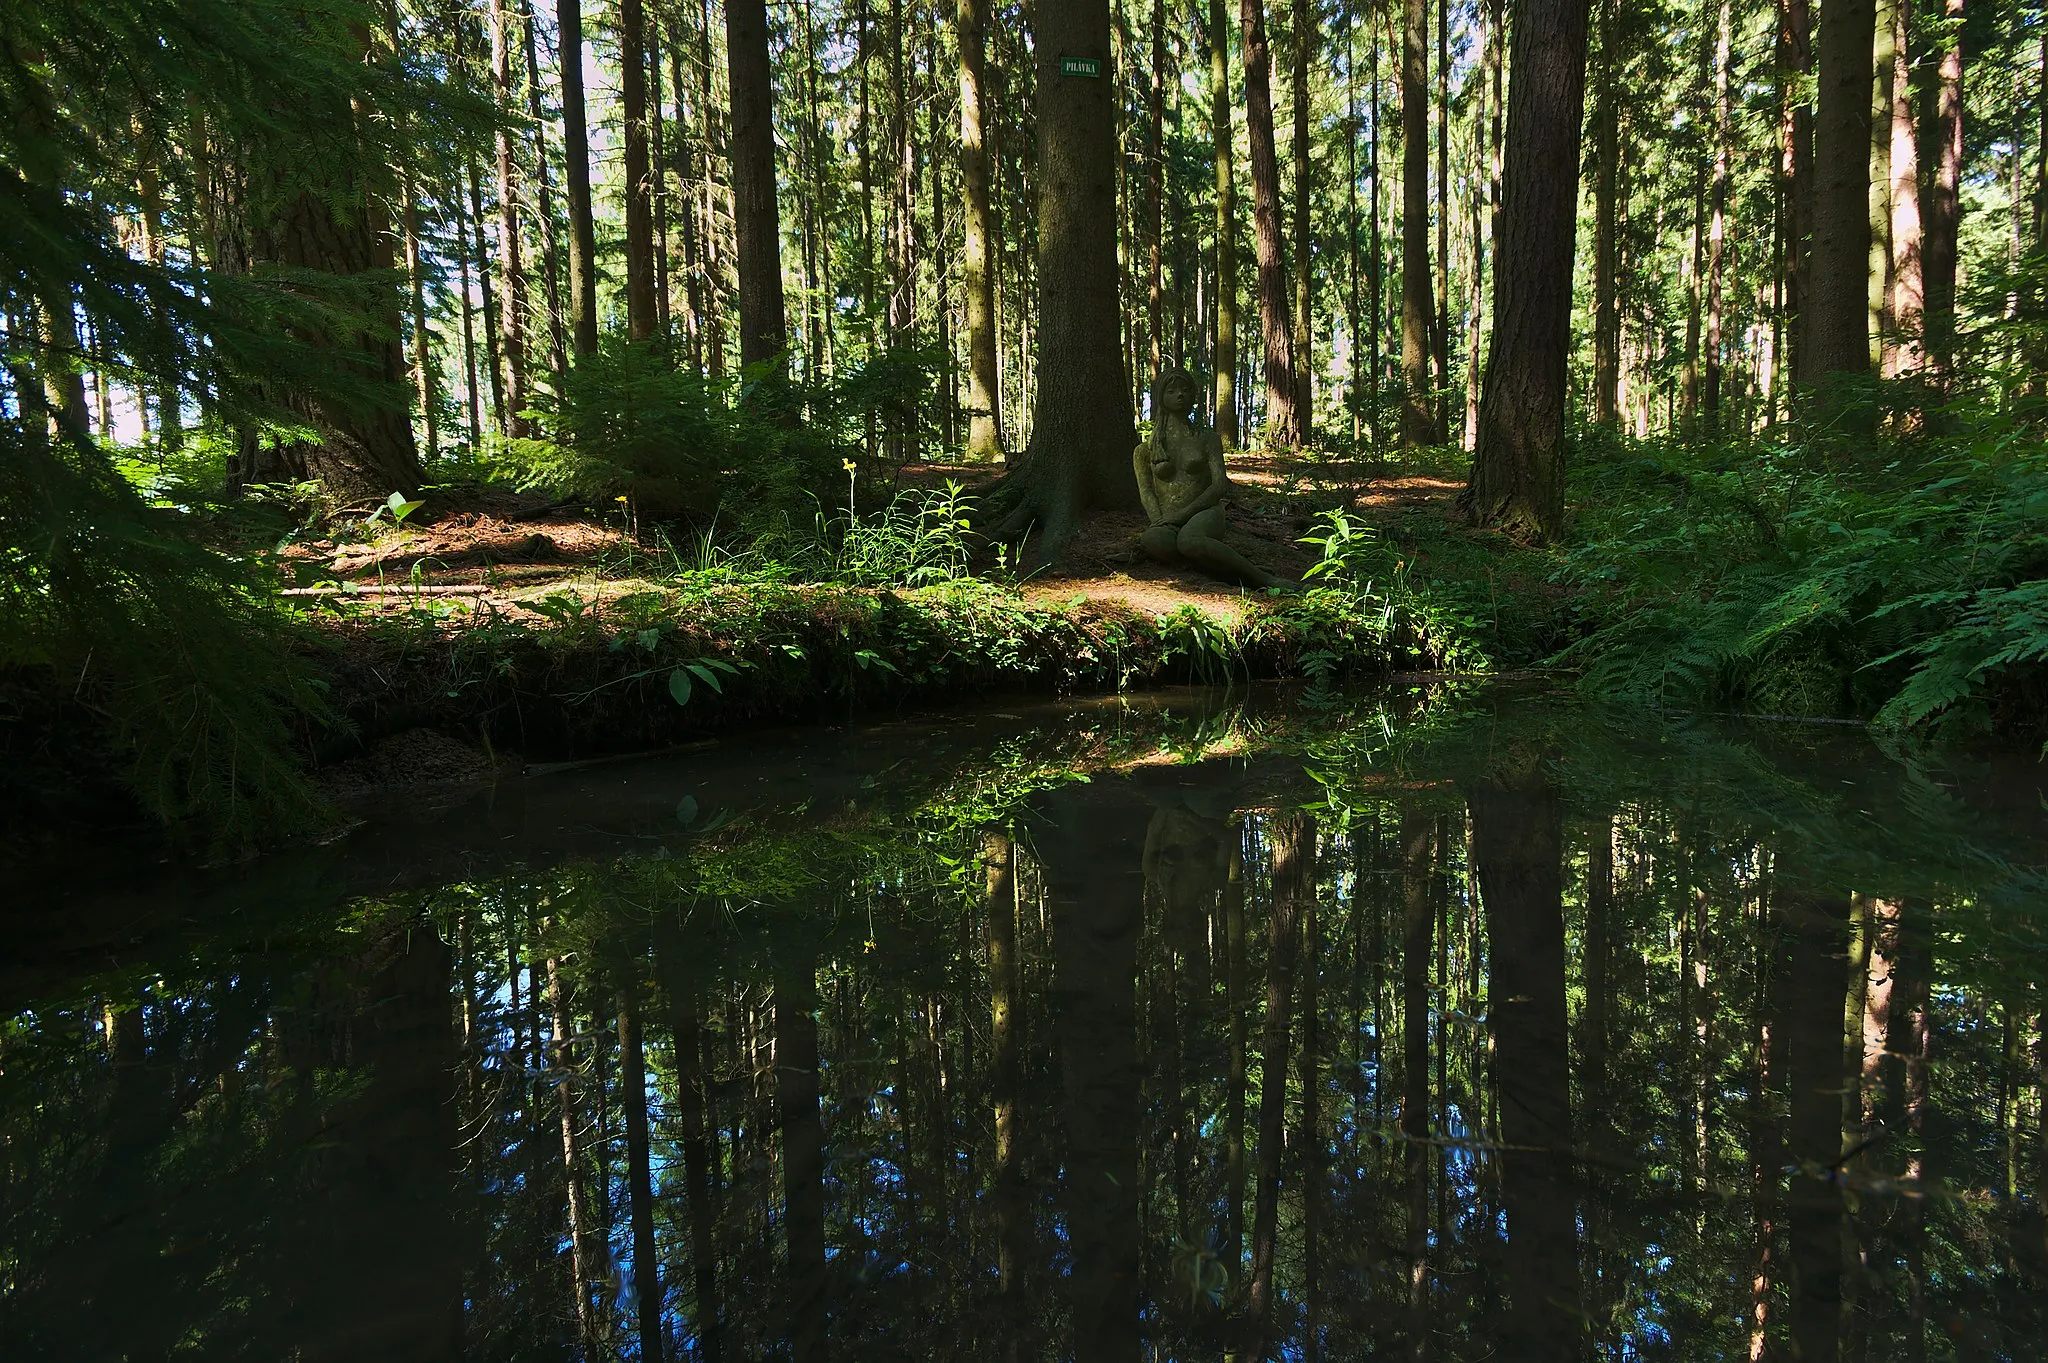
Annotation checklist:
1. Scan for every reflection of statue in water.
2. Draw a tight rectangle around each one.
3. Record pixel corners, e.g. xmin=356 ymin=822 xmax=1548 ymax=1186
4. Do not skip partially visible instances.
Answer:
xmin=1135 ymin=368 xmax=1282 ymax=590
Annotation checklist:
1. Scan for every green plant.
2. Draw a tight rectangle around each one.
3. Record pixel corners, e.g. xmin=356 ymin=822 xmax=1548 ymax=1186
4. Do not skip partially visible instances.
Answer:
xmin=819 ymin=481 xmax=981 ymax=588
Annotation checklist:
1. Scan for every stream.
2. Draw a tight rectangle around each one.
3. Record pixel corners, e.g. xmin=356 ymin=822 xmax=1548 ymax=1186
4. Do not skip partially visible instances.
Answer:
xmin=4 ymin=684 xmax=2046 ymax=1360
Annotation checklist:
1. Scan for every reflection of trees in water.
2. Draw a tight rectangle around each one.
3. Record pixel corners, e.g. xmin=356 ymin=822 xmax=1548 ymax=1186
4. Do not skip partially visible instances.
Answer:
xmin=8 ymin=726 xmax=2048 ymax=1361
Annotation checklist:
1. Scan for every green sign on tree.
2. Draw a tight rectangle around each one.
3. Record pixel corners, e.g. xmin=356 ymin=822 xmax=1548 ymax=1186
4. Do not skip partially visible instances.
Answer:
xmin=1059 ymin=55 xmax=1101 ymax=79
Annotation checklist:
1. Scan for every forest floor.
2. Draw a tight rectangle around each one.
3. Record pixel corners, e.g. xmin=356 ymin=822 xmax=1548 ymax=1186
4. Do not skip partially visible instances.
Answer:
xmin=271 ymin=453 xmax=1478 ymax=628
xmin=242 ymin=454 xmax=1555 ymax=798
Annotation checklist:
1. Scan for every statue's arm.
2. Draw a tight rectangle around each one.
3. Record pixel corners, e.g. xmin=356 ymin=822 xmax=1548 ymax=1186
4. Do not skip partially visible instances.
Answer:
xmin=1133 ymin=441 xmax=1163 ymax=522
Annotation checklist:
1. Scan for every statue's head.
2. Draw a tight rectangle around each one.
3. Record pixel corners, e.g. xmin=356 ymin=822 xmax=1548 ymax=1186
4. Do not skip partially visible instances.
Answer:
xmin=1153 ymin=367 xmax=1200 ymax=418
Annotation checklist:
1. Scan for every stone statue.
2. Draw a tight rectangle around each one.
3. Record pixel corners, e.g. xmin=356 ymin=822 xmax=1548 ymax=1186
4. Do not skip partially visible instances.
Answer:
xmin=1134 ymin=368 xmax=1281 ymax=589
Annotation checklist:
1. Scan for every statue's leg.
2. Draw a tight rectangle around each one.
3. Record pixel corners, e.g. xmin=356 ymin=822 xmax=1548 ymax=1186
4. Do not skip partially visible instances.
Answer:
xmin=1140 ymin=523 xmax=1185 ymax=566
xmin=1175 ymin=507 xmax=1282 ymax=589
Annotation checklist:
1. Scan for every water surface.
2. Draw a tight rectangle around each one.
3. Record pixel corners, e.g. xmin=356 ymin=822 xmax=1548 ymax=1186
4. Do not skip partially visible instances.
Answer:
xmin=6 ymin=686 xmax=2047 ymax=1361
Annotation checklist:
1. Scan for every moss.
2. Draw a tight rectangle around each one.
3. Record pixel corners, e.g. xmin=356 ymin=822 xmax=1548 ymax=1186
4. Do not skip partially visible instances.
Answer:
xmin=311 ymin=576 xmax=1489 ymax=763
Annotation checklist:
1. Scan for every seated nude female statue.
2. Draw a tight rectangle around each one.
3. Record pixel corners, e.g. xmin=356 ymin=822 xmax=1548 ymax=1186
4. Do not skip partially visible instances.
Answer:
xmin=1134 ymin=368 xmax=1281 ymax=589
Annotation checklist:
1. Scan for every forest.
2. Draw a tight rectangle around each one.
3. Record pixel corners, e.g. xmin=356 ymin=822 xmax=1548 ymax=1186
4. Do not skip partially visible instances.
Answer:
xmin=5 ymin=0 xmax=2048 ymax=796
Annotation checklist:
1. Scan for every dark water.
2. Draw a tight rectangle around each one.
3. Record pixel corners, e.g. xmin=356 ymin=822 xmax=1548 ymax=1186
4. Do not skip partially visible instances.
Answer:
xmin=6 ymin=686 xmax=2048 ymax=1362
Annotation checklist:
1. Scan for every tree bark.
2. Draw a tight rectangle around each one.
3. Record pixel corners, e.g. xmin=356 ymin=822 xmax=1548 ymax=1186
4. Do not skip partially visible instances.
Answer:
xmin=561 ymin=0 xmax=600 ymax=357
xmin=1704 ymin=0 xmax=1732 ymax=431
xmin=1920 ymin=0 xmax=1964 ymax=376
xmin=1591 ymin=0 xmax=1621 ymax=425
xmin=1777 ymin=0 xmax=1814 ymax=385
xmin=1241 ymin=0 xmax=1302 ymax=448
xmin=1148 ymin=0 xmax=1168 ymax=383
xmin=489 ymin=0 xmax=530 ymax=435
xmin=727 ymin=0 xmax=790 ymax=375
xmin=522 ymin=0 xmax=567 ymax=380
xmin=1291 ymin=0 xmax=1314 ymax=437
xmin=466 ymin=154 xmax=505 ymax=434
xmin=1212 ymin=0 xmax=1240 ymax=447
xmin=1885 ymin=0 xmax=1923 ymax=374
xmin=1461 ymin=0 xmax=1590 ymax=541
xmin=622 ymin=0 xmax=659 ymax=341
xmin=1803 ymin=0 xmax=1877 ymax=381
xmin=256 ymin=172 xmax=423 ymax=499
xmin=960 ymin=0 xmax=1004 ymax=458
xmin=990 ymin=0 xmax=1138 ymax=559
xmin=1399 ymin=0 xmax=1434 ymax=449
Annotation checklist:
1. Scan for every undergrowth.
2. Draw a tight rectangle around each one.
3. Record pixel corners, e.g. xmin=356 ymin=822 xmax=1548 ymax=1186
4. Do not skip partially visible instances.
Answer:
xmin=1557 ymin=406 xmax=2048 ymax=743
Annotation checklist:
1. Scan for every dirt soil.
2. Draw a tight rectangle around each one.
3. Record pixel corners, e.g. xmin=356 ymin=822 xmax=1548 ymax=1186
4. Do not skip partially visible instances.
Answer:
xmin=283 ymin=459 xmax=1468 ymax=626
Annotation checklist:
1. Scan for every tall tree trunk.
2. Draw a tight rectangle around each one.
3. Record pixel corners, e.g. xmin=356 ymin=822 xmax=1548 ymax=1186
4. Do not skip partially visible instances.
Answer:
xmin=1247 ymin=813 xmax=1312 ymax=1361
xmin=621 ymin=0 xmax=659 ymax=340
xmin=1398 ymin=0 xmax=1434 ymax=449
xmin=1885 ymin=0 xmax=1923 ymax=374
xmin=383 ymin=2 xmax=437 ymax=461
xmin=1461 ymin=0 xmax=1591 ymax=541
xmin=1345 ymin=12 xmax=1364 ymax=446
xmin=776 ymin=957 xmax=827 ymax=1363
xmin=1469 ymin=762 xmax=1582 ymax=1362
xmin=698 ymin=0 xmax=729 ymax=377
xmin=1212 ymin=0 xmax=1240 ymax=447
xmin=672 ymin=21 xmax=705 ymax=366
xmin=1241 ymin=0 xmax=1302 ymax=447
xmin=1777 ymin=0 xmax=1814 ymax=385
xmin=652 ymin=29 xmax=673 ymax=334
xmin=961 ymin=0 xmax=1005 ymax=458
xmin=1434 ymin=0 xmax=1450 ymax=440
xmin=1591 ymin=0 xmax=1621 ymax=425
xmin=561 ymin=0 xmax=600 ymax=357
xmin=1803 ymin=0 xmax=1877 ymax=381
xmin=523 ymin=0 xmax=567 ymax=381
xmin=618 ymin=983 xmax=667 ymax=1363
xmin=1291 ymin=0 xmax=1314 ymax=437
xmin=727 ymin=0 xmax=790 ymax=377
xmin=1704 ymin=0 xmax=1732 ymax=431
xmin=1920 ymin=0 xmax=1963 ymax=376
xmin=466 ymin=155 xmax=505 ymax=435
xmin=456 ymin=184 xmax=482 ymax=445
xmin=256 ymin=176 xmax=424 ymax=496
xmin=991 ymin=0 xmax=1139 ymax=559
xmin=489 ymin=0 xmax=530 ymax=435
xmin=1401 ymin=810 xmax=1434 ymax=1362
xmin=1148 ymin=0 xmax=1168 ymax=383
xmin=1369 ymin=12 xmax=1383 ymax=447
xmin=1870 ymin=0 xmax=1896 ymax=367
